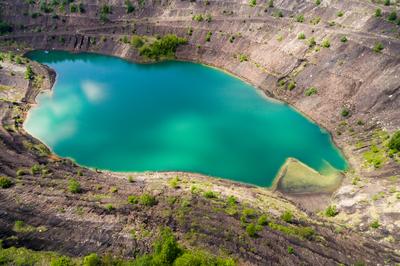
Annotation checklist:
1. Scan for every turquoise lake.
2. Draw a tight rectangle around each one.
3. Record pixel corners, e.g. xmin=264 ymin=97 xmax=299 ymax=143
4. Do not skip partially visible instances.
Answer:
xmin=25 ymin=50 xmax=347 ymax=186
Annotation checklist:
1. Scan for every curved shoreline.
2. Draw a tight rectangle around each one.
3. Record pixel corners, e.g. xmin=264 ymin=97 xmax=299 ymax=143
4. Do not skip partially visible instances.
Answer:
xmin=22 ymin=48 xmax=348 ymax=192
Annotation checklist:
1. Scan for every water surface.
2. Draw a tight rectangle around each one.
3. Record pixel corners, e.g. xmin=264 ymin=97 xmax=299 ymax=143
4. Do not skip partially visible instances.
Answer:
xmin=25 ymin=50 xmax=347 ymax=186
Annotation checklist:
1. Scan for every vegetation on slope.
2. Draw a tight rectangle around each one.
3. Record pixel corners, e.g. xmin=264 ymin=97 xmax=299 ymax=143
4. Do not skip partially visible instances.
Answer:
xmin=138 ymin=35 xmax=187 ymax=60
xmin=0 ymin=228 xmax=235 ymax=266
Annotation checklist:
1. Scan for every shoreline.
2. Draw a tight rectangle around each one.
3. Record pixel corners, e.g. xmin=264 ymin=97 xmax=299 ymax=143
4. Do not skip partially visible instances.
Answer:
xmin=21 ymin=48 xmax=348 ymax=193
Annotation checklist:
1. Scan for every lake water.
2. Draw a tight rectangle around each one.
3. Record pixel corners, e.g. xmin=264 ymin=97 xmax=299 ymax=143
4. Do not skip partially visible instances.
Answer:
xmin=24 ymin=50 xmax=347 ymax=186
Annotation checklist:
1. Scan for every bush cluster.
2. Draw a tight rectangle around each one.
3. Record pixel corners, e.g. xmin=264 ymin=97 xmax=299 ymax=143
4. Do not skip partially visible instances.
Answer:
xmin=139 ymin=34 xmax=187 ymax=60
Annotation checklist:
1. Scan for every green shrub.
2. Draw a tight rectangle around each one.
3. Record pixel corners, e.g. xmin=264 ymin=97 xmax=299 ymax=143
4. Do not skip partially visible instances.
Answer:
xmin=373 ymin=42 xmax=384 ymax=53
xmin=337 ymin=11 xmax=344 ymax=17
xmin=257 ymin=214 xmax=268 ymax=226
xmin=173 ymin=250 xmax=235 ymax=266
xmin=25 ymin=65 xmax=34 ymax=80
xmin=82 ymin=253 xmax=101 ymax=266
xmin=31 ymin=164 xmax=42 ymax=175
xmin=16 ymin=168 xmax=29 ymax=176
xmin=296 ymin=14 xmax=304 ymax=22
xmin=192 ymin=14 xmax=204 ymax=22
xmin=310 ymin=17 xmax=321 ymax=25
xmin=298 ymin=32 xmax=306 ymax=40
xmin=242 ymin=208 xmax=256 ymax=219
xmin=305 ymin=87 xmax=317 ymax=96
xmin=128 ymin=175 xmax=135 ymax=183
xmin=249 ymin=0 xmax=256 ymax=7
xmin=275 ymin=11 xmax=283 ymax=18
xmin=384 ymin=0 xmax=390 ymax=5
xmin=388 ymin=11 xmax=397 ymax=21
xmin=70 ymin=4 xmax=77 ymax=12
xmin=68 ymin=178 xmax=82 ymax=193
xmin=229 ymin=35 xmax=235 ymax=43
xmin=78 ymin=3 xmax=85 ymax=13
xmin=308 ymin=37 xmax=316 ymax=47
xmin=0 ymin=21 xmax=12 ymax=35
xmin=315 ymin=0 xmax=321 ymax=5
xmin=203 ymin=190 xmax=217 ymax=199
xmin=341 ymin=108 xmax=350 ymax=117
xmin=99 ymin=4 xmax=111 ymax=22
xmin=125 ymin=0 xmax=134 ymax=13
xmin=388 ymin=131 xmax=400 ymax=151
xmin=50 ymin=256 xmax=74 ymax=266
xmin=105 ymin=204 xmax=114 ymax=211
xmin=140 ymin=193 xmax=157 ymax=206
xmin=321 ymin=38 xmax=330 ymax=48
xmin=375 ymin=8 xmax=382 ymax=17
xmin=187 ymin=27 xmax=193 ymax=36
xmin=0 ymin=176 xmax=13 ymax=189
xmin=287 ymin=81 xmax=296 ymax=91
xmin=130 ymin=36 xmax=143 ymax=48
xmin=238 ymin=54 xmax=248 ymax=62
xmin=205 ymin=31 xmax=212 ymax=42
xmin=121 ymin=35 xmax=129 ymax=44
xmin=246 ymin=223 xmax=261 ymax=237
xmin=268 ymin=0 xmax=274 ymax=7
xmin=168 ymin=176 xmax=180 ymax=189
xmin=226 ymin=195 xmax=237 ymax=205
xmin=325 ymin=205 xmax=338 ymax=217
xmin=340 ymin=36 xmax=348 ymax=43
xmin=40 ymin=0 xmax=53 ymax=13
xmin=128 ymin=195 xmax=139 ymax=204
xmin=281 ymin=210 xmax=293 ymax=223
xmin=370 ymin=219 xmax=380 ymax=229
xmin=287 ymin=246 xmax=294 ymax=254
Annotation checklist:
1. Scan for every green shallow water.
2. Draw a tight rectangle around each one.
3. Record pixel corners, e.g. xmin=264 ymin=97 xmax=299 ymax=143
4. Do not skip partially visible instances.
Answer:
xmin=25 ymin=50 xmax=347 ymax=186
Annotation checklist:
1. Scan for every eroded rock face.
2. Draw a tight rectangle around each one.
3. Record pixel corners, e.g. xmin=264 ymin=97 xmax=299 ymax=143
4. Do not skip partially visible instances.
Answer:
xmin=0 ymin=0 xmax=399 ymax=264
